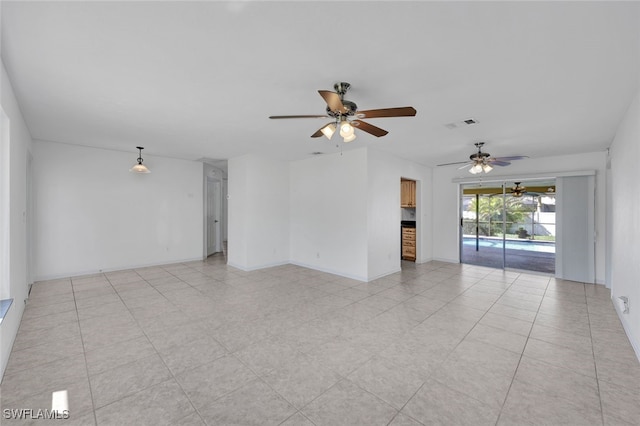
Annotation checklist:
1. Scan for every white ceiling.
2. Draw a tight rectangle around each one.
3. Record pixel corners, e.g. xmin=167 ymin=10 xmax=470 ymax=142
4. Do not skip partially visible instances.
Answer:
xmin=2 ymin=1 xmax=639 ymax=167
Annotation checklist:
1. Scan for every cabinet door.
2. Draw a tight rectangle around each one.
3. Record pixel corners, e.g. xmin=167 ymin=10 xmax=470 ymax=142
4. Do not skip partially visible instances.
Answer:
xmin=401 ymin=180 xmax=415 ymax=207
xmin=401 ymin=181 xmax=409 ymax=206
xmin=409 ymin=181 xmax=416 ymax=207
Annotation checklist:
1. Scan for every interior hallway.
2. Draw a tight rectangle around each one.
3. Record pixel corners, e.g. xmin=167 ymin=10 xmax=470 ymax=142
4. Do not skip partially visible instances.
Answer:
xmin=2 ymin=258 xmax=639 ymax=425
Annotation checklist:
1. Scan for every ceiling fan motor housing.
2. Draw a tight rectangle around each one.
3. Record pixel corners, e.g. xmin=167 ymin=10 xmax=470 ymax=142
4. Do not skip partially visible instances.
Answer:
xmin=327 ymin=100 xmax=357 ymax=117
xmin=470 ymin=152 xmax=490 ymax=161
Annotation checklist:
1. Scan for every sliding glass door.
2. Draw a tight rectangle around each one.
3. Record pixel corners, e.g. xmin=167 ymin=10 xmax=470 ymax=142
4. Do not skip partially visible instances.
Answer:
xmin=460 ymin=180 xmax=556 ymax=274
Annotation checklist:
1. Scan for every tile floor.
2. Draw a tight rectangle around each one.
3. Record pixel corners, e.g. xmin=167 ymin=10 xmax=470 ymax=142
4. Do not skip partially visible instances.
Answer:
xmin=2 ymin=256 xmax=639 ymax=425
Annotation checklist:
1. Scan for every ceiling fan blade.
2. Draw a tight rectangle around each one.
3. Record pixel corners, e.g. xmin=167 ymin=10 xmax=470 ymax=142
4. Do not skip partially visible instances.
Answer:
xmin=458 ymin=163 xmax=472 ymax=170
xmin=269 ymin=115 xmax=329 ymax=119
xmin=437 ymin=160 xmax=472 ymax=167
xmin=357 ymin=106 xmax=417 ymax=119
xmin=351 ymin=120 xmax=388 ymax=137
xmin=318 ymin=90 xmax=347 ymax=114
xmin=490 ymin=160 xmax=511 ymax=167
xmin=493 ymin=155 xmax=529 ymax=161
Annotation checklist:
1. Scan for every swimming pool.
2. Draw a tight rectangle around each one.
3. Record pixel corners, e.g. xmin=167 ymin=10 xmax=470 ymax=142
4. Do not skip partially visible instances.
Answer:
xmin=462 ymin=237 xmax=555 ymax=253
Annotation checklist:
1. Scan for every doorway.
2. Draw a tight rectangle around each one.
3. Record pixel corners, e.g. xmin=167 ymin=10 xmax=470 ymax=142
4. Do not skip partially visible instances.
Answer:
xmin=203 ymin=160 xmax=228 ymax=259
xmin=460 ymin=179 xmax=556 ymax=274
xmin=401 ymin=178 xmax=418 ymax=265
xmin=206 ymin=176 xmax=222 ymax=256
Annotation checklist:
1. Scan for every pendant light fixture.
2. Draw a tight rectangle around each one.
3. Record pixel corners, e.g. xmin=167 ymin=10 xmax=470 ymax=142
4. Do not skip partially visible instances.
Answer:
xmin=129 ymin=146 xmax=150 ymax=173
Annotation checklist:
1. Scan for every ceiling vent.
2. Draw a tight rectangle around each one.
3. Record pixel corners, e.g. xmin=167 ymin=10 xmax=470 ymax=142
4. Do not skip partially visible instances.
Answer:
xmin=463 ymin=118 xmax=478 ymax=125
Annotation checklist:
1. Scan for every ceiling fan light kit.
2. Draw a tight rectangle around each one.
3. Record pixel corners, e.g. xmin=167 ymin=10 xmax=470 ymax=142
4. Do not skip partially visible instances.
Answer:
xmin=343 ymin=133 xmax=357 ymax=143
xmin=269 ymin=81 xmax=416 ymax=143
xmin=320 ymin=123 xmax=336 ymax=139
xmin=339 ymin=120 xmax=355 ymax=139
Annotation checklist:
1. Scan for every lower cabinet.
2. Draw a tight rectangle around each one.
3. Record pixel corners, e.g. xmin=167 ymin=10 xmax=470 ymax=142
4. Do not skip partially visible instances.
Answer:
xmin=402 ymin=227 xmax=416 ymax=261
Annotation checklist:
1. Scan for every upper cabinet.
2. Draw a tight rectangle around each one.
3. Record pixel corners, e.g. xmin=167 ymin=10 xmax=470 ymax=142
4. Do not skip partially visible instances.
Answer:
xmin=401 ymin=179 xmax=416 ymax=207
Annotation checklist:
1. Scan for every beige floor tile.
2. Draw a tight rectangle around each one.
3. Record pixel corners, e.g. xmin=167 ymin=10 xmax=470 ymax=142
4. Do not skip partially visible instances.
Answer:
xmin=199 ymin=379 xmax=296 ymax=425
xmin=12 ymin=321 xmax=81 ymax=352
xmin=22 ymin=301 xmax=77 ymax=321
xmin=599 ymin=379 xmax=640 ymax=425
xmin=534 ymin=310 xmax=592 ymax=337
xmin=1 ymin=376 xmax=94 ymax=419
xmin=529 ymin=322 xmax=594 ymax=353
xmin=488 ymin=302 xmax=537 ymax=322
xmin=175 ymin=354 xmax=257 ymax=409
xmin=94 ymin=379 xmax=197 ymax=426
xmin=514 ymin=356 xmax=600 ymax=411
xmin=347 ymin=356 xmax=424 ymax=409
xmin=84 ymin=335 xmax=157 ymax=376
xmin=1 ymin=355 xmax=88 ymax=403
xmin=388 ymin=413 xmax=424 ymax=426
xmin=498 ymin=378 xmax=602 ymax=425
xmin=478 ymin=311 xmax=533 ymax=336
xmin=279 ymin=412 xmax=316 ymax=426
xmin=302 ymin=380 xmax=397 ymax=426
xmin=80 ymin=319 xmax=145 ymax=352
xmin=403 ymin=379 xmax=498 ymax=426
xmin=89 ymin=353 xmax=172 ymax=408
xmin=595 ymin=356 xmax=640 ymax=393
xmin=306 ymin=337 xmax=374 ymax=377
xmin=262 ymin=352 xmax=341 ymax=408
xmin=5 ymin=260 xmax=639 ymax=426
xmin=157 ymin=335 xmax=227 ymax=376
xmin=523 ymin=337 xmax=597 ymax=378
xmin=4 ymin=335 xmax=84 ymax=376
xmin=465 ymin=323 xmax=528 ymax=354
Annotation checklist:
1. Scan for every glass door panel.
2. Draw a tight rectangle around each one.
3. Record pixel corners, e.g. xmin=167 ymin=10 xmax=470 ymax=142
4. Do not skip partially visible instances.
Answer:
xmin=460 ymin=180 xmax=556 ymax=274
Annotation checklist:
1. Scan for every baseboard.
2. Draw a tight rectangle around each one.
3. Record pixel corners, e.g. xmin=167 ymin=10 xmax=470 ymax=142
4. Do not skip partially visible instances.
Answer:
xmin=289 ymin=261 xmax=368 ymax=282
xmin=614 ymin=302 xmax=640 ymax=363
xmin=34 ymin=256 xmax=205 ymax=282
xmin=227 ymin=260 xmax=290 ymax=272
xmin=430 ymin=257 xmax=460 ymax=264
xmin=367 ymin=267 xmax=402 ymax=282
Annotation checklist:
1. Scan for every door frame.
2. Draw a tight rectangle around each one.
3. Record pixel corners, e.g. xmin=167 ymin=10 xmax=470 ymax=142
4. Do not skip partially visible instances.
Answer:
xmin=458 ymin=176 xmax=559 ymax=274
xmin=203 ymin=167 xmax=224 ymax=259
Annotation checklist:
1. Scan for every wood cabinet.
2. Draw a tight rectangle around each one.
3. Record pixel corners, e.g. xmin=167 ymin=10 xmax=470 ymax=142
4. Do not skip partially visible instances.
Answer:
xmin=402 ymin=227 xmax=416 ymax=261
xmin=401 ymin=179 xmax=416 ymax=207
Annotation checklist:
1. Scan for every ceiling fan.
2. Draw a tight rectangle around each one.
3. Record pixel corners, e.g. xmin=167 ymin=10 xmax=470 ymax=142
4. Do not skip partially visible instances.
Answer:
xmin=510 ymin=182 xmax=527 ymax=197
xmin=269 ymin=82 xmax=417 ymax=143
xmin=437 ymin=142 xmax=528 ymax=174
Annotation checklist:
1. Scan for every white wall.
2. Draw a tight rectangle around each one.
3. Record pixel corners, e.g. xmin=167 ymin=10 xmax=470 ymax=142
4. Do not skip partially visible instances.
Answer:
xmin=230 ymin=148 xmax=433 ymax=282
xmin=1 ymin=61 xmax=33 ymax=378
xmin=33 ymin=141 xmax=203 ymax=279
xmin=227 ymin=154 xmax=289 ymax=270
xmin=432 ymin=151 xmax=607 ymax=283
xmin=367 ymin=149 xmax=433 ymax=280
xmin=610 ymin=90 xmax=640 ymax=358
xmin=290 ymin=149 xmax=369 ymax=280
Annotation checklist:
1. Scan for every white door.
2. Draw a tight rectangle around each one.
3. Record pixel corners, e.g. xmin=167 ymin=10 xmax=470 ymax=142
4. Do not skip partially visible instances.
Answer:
xmin=206 ymin=178 xmax=222 ymax=256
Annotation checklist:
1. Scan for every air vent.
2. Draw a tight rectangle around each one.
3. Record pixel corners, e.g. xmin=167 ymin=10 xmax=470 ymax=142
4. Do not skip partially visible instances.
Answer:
xmin=311 ymin=152 xmax=324 ymax=155
xmin=463 ymin=118 xmax=478 ymax=125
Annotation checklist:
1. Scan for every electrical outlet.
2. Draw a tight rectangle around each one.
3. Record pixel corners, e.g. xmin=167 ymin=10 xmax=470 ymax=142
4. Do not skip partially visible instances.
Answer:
xmin=617 ymin=296 xmax=629 ymax=314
